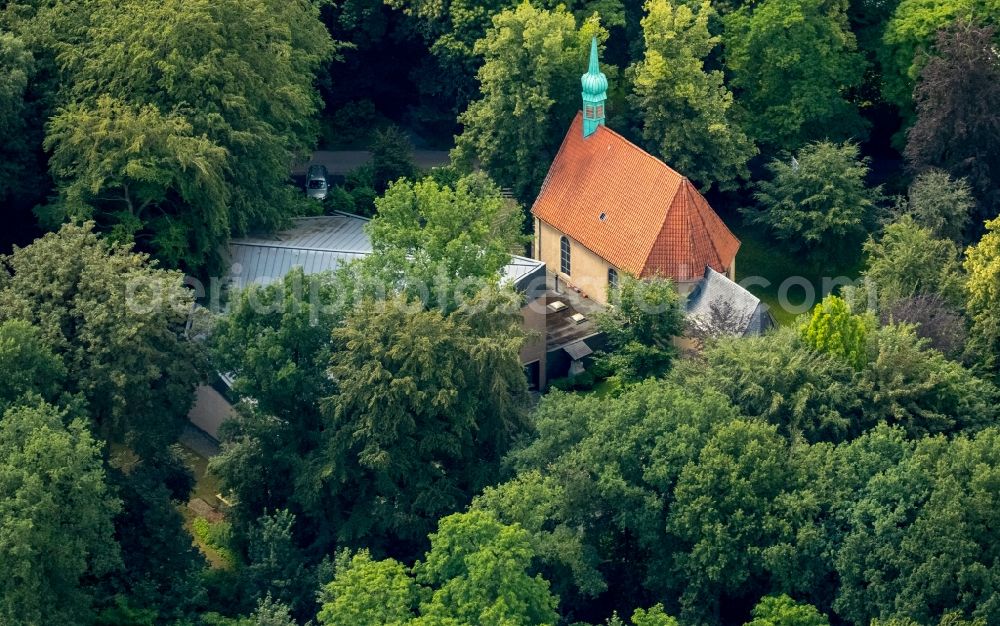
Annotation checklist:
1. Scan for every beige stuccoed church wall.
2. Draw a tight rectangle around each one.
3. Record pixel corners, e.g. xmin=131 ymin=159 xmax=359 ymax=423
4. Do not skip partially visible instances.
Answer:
xmin=535 ymin=218 xmax=618 ymax=305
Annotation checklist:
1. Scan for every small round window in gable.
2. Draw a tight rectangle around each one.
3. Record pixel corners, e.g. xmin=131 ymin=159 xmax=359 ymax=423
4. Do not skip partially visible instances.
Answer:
xmin=599 ymin=212 xmax=607 ymax=221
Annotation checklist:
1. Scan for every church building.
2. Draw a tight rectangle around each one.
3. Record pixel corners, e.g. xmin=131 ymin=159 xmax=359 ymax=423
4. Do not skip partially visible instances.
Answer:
xmin=531 ymin=38 xmax=741 ymax=305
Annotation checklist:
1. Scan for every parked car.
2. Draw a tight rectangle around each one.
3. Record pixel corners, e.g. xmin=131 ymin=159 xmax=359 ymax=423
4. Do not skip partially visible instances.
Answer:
xmin=305 ymin=164 xmax=329 ymax=200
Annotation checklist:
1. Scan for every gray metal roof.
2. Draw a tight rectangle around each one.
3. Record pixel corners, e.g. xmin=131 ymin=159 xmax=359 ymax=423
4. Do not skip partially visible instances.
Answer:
xmin=563 ymin=339 xmax=593 ymax=361
xmin=685 ymin=267 xmax=772 ymax=336
xmin=228 ymin=214 xmax=372 ymax=286
xmin=227 ymin=213 xmax=545 ymax=289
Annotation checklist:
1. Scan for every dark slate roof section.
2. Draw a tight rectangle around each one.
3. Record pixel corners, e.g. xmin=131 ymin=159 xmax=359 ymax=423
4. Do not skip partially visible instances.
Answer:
xmin=685 ymin=266 xmax=774 ymax=336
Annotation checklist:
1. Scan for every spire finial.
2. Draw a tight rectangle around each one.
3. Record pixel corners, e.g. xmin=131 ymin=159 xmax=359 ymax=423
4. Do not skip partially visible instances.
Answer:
xmin=588 ymin=37 xmax=600 ymax=75
xmin=581 ymin=36 xmax=608 ymax=138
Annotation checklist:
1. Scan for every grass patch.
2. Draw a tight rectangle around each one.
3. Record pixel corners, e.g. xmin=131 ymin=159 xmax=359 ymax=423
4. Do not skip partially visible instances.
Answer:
xmin=190 ymin=517 xmax=238 ymax=570
xmin=730 ymin=219 xmax=864 ymax=326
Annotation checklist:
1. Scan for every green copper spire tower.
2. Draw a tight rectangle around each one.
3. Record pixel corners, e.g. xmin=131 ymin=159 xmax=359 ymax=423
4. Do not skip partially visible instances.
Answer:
xmin=581 ymin=37 xmax=608 ymax=138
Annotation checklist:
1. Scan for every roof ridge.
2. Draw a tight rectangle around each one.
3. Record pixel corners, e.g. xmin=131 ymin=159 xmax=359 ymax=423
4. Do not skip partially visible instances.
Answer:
xmin=591 ymin=123 xmax=686 ymax=180
xmin=231 ymin=241 xmax=372 ymax=255
xmin=683 ymin=179 xmax=722 ymax=271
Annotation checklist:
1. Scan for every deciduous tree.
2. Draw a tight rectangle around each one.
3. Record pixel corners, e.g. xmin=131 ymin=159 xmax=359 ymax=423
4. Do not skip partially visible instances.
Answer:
xmin=317 ymin=511 xmax=559 ymax=626
xmin=42 ymin=96 xmax=229 ymax=268
xmin=674 ymin=328 xmax=865 ymax=442
xmin=748 ymin=142 xmax=879 ymax=261
xmin=595 ymin=274 xmax=684 ymax=382
xmin=369 ymin=125 xmax=417 ymax=194
xmin=862 ymin=215 xmax=966 ymax=311
xmin=0 ymin=401 xmax=121 ymax=625
xmin=0 ymin=319 xmax=65 ymax=412
xmin=964 ymin=218 xmax=1000 ymax=377
xmin=0 ymin=223 xmax=204 ymax=455
xmin=834 ymin=428 xmax=1000 ymax=624
xmin=44 ymin=0 xmax=336 ymax=270
xmin=724 ymin=0 xmax=865 ymax=151
xmin=479 ymin=381 xmax=742 ymax=618
xmin=628 ymin=0 xmax=755 ymax=190
xmin=859 ymin=323 xmax=998 ymax=437
xmin=667 ymin=419 xmax=799 ymax=623
xmin=904 ymin=22 xmax=1000 ymax=229
xmin=745 ymin=594 xmax=830 ymax=626
xmin=301 ymin=291 xmax=530 ymax=556
xmin=454 ymin=2 xmax=605 ymax=202
xmin=881 ymin=2 xmax=998 ymax=113
xmin=366 ymin=172 xmax=525 ymax=286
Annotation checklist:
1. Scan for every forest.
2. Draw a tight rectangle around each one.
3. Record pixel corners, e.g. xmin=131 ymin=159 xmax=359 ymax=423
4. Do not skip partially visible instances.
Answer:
xmin=1 ymin=0 xmax=999 ymax=624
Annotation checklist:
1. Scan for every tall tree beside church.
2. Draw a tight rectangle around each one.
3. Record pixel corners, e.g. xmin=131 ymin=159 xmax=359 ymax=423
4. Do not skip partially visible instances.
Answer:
xmin=904 ymin=23 xmax=1000 ymax=227
xmin=454 ymin=1 xmax=605 ymax=202
xmin=629 ymin=0 xmax=755 ymax=191
xmin=747 ymin=141 xmax=879 ymax=261
xmin=42 ymin=0 xmax=335 ymax=271
xmin=724 ymin=0 xmax=866 ymax=152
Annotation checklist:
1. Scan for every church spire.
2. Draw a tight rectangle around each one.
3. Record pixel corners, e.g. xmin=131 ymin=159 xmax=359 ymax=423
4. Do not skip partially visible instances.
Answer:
xmin=580 ymin=37 xmax=608 ymax=138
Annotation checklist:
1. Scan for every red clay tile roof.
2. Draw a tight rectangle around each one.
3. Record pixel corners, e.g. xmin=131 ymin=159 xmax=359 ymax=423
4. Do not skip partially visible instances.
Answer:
xmin=531 ymin=113 xmax=740 ymax=282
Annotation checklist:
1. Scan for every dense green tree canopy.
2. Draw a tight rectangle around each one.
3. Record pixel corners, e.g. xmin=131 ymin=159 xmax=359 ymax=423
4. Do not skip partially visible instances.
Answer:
xmin=860 ymin=323 xmax=998 ymax=436
xmin=108 ymin=458 xmax=207 ymax=621
xmin=6 ymin=0 xmax=1000 ymax=622
xmin=302 ymin=291 xmax=530 ymax=555
xmin=0 ymin=319 xmax=65 ymax=413
xmin=964 ymin=218 xmax=1000 ymax=378
xmin=835 ymin=428 xmax=1000 ymax=624
xmin=0 ymin=401 xmax=121 ymax=626
xmin=242 ymin=510 xmax=313 ymax=618
xmin=42 ymin=0 xmax=336 ymax=270
xmin=478 ymin=381 xmax=743 ymax=618
xmin=0 ymin=223 xmax=205 ymax=454
xmin=748 ymin=142 xmax=879 ymax=260
xmin=210 ymin=269 xmax=342 ymax=531
xmin=724 ymin=0 xmax=866 ymax=151
xmin=628 ymin=0 xmax=755 ymax=190
xmin=0 ymin=32 xmax=44 ymax=208
xmin=366 ymin=172 xmax=525 ymax=287
xmin=454 ymin=1 xmax=604 ymax=202
xmin=42 ymin=96 xmax=229 ymax=267
xmin=318 ymin=511 xmax=559 ymax=626
xmin=862 ymin=215 xmax=966 ymax=311
xmin=673 ymin=328 xmax=865 ymax=442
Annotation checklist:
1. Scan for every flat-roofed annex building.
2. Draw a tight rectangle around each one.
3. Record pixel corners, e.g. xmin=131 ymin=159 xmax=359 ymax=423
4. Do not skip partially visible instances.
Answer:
xmin=531 ymin=38 xmax=740 ymax=305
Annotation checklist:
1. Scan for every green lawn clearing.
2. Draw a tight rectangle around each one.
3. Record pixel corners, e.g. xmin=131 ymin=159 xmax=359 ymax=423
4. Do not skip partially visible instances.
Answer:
xmin=730 ymin=219 xmax=864 ymax=326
